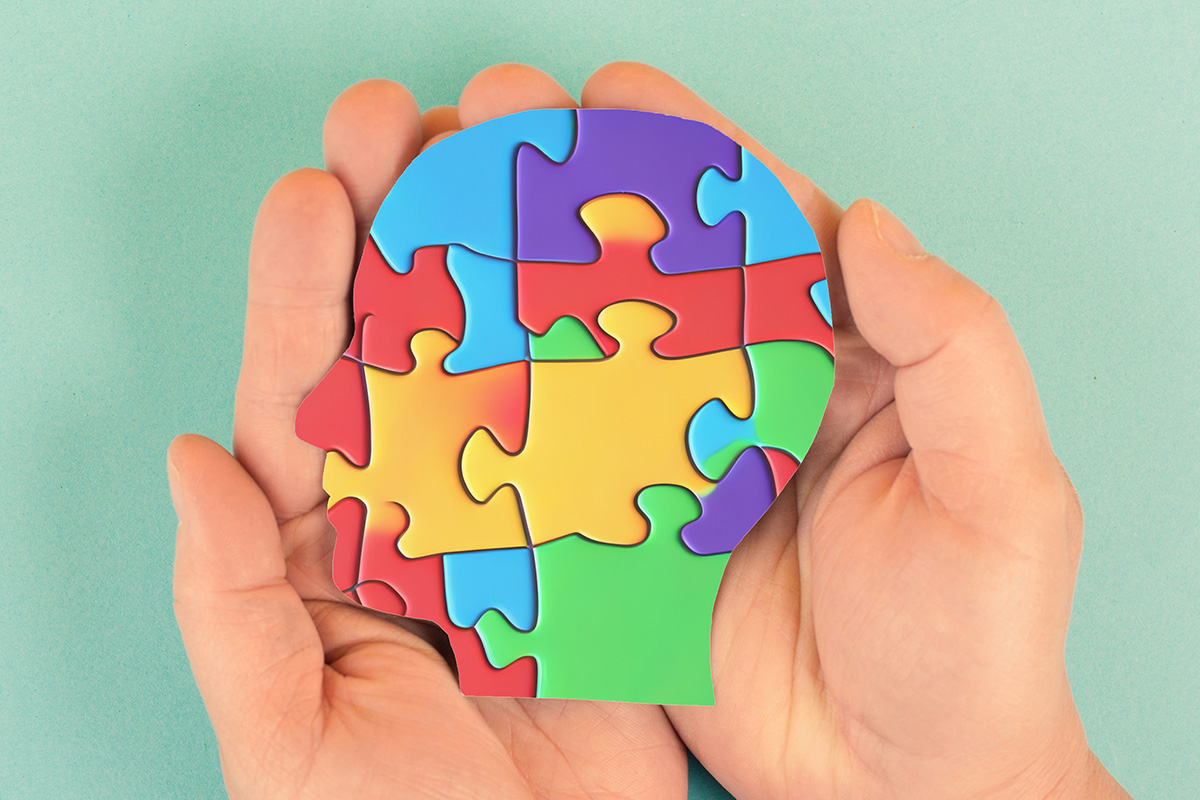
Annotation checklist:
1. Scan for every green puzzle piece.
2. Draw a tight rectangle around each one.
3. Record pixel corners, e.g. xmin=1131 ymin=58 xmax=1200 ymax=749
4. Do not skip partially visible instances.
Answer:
xmin=690 ymin=340 xmax=835 ymax=480
xmin=529 ymin=315 xmax=606 ymax=361
xmin=475 ymin=484 xmax=731 ymax=704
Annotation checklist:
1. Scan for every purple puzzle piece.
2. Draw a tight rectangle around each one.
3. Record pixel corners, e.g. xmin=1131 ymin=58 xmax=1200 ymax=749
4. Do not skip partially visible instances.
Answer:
xmin=680 ymin=447 xmax=776 ymax=556
xmin=516 ymin=109 xmax=744 ymax=274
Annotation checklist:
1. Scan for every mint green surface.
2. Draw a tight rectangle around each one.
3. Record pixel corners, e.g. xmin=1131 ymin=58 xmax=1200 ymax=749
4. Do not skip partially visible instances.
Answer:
xmin=1 ymin=2 xmax=1195 ymax=798
xmin=529 ymin=315 xmax=606 ymax=360
xmin=478 ymin=486 xmax=729 ymax=704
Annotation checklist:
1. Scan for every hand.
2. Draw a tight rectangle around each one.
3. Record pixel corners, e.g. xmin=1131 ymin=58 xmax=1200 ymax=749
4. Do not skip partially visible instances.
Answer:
xmin=571 ymin=68 xmax=1130 ymax=799
xmin=168 ymin=62 xmax=1132 ymax=800
xmin=168 ymin=67 xmax=692 ymax=799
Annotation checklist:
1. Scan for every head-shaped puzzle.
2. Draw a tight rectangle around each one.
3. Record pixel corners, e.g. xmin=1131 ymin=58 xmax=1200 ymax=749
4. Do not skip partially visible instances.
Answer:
xmin=296 ymin=108 xmax=835 ymax=704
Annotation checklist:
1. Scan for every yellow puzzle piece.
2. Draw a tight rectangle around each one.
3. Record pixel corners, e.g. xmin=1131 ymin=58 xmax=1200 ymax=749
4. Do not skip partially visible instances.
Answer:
xmin=322 ymin=329 xmax=530 ymax=558
xmin=462 ymin=300 xmax=753 ymax=547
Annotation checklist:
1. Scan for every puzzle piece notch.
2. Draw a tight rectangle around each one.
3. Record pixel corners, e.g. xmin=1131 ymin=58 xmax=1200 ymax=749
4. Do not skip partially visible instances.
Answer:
xmin=529 ymin=315 xmax=606 ymax=361
xmin=326 ymin=496 xmax=536 ymax=697
xmin=475 ymin=484 xmax=730 ymax=704
xmin=323 ymin=329 xmax=531 ymax=558
xmin=744 ymin=251 xmax=833 ymax=354
xmin=443 ymin=547 xmax=537 ymax=632
xmin=371 ymin=109 xmax=576 ymax=272
xmin=688 ymin=339 xmax=835 ymax=481
xmin=697 ymin=146 xmax=821 ymax=265
xmin=516 ymin=109 xmax=744 ymax=273
xmin=680 ymin=447 xmax=776 ymax=556
xmin=443 ymin=245 xmax=529 ymax=373
xmin=462 ymin=300 xmax=753 ymax=550
xmin=517 ymin=193 xmax=745 ymax=359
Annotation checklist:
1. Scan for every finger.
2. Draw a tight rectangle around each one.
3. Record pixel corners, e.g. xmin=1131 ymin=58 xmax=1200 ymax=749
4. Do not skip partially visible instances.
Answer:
xmin=580 ymin=61 xmax=850 ymax=327
xmin=233 ymin=168 xmax=355 ymax=520
xmin=323 ymin=79 xmax=423 ymax=254
xmin=420 ymin=129 xmax=459 ymax=153
xmin=457 ymin=63 xmax=578 ymax=128
xmin=837 ymin=199 xmax=1059 ymax=520
xmin=420 ymin=104 xmax=460 ymax=142
xmin=169 ymin=434 xmax=324 ymax=746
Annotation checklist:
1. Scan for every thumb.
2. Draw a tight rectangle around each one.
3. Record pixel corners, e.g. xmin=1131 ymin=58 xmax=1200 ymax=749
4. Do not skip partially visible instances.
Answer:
xmin=838 ymin=199 xmax=1059 ymax=518
xmin=168 ymin=434 xmax=324 ymax=748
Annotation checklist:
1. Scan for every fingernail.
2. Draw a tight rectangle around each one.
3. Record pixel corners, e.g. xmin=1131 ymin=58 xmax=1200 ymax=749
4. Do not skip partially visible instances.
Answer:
xmin=872 ymin=200 xmax=925 ymax=258
xmin=167 ymin=453 xmax=187 ymax=519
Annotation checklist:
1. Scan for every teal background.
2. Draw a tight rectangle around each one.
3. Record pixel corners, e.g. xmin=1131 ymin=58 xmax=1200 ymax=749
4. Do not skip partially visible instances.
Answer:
xmin=1 ymin=1 xmax=1196 ymax=797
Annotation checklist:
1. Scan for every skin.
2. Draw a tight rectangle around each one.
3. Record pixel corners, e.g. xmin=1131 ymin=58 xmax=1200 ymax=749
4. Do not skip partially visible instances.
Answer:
xmin=167 ymin=62 xmax=1132 ymax=800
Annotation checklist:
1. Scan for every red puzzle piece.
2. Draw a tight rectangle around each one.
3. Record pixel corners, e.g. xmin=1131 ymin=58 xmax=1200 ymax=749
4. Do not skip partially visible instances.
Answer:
xmin=347 ymin=238 xmax=466 ymax=373
xmin=744 ymin=252 xmax=833 ymax=354
xmin=517 ymin=193 xmax=743 ymax=359
xmin=328 ymin=497 xmax=537 ymax=698
xmin=762 ymin=447 xmax=800 ymax=494
xmin=295 ymin=356 xmax=371 ymax=467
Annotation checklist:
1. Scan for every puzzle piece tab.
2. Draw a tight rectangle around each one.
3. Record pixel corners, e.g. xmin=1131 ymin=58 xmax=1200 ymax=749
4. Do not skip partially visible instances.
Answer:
xmin=518 ymin=193 xmax=744 ymax=358
xmin=323 ymin=330 xmax=531 ymax=558
xmin=516 ymin=109 xmax=743 ymax=273
xmin=443 ymin=547 xmax=537 ymax=631
xmin=688 ymin=339 xmax=835 ymax=481
xmin=475 ymin=485 xmax=729 ymax=703
xmin=697 ymin=147 xmax=821 ymax=265
xmin=529 ymin=315 xmax=605 ymax=361
xmin=462 ymin=300 xmax=752 ymax=549
xmin=328 ymin=496 xmax=536 ymax=697
xmin=371 ymin=109 xmax=576 ymax=271
xmin=680 ymin=447 xmax=776 ymax=556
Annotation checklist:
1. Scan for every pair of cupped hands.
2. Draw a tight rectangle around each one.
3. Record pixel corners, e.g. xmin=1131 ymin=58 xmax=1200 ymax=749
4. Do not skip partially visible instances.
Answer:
xmin=166 ymin=62 xmax=1129 ymax=799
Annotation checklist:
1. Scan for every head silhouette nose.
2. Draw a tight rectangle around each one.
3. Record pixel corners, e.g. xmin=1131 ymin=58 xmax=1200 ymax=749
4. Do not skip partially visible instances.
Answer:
xmin=295 ymin=356 xmax=371 ymax=466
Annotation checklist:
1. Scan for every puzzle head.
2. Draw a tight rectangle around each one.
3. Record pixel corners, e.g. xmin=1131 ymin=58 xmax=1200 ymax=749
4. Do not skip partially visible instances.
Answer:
xmin=295 ymin=108 xmax=835 ymax=703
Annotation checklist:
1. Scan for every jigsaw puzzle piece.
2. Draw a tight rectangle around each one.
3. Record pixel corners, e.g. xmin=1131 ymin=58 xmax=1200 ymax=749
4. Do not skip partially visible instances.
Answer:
xmin=687 ymin=339 xmax=835 ymax=481
xmin=697 ymin=147 xmax=820 ymax=265
xmin=744 ymin=252 xmax=833 ymax=354
xmin=443 ymin=547 xmax=537 ymax=631
xmin=443 ymin=245 xmax=530 ymax=373
xmin=475 ymin=485 xmax=729 ymax=704
xmin=762 ymin=447 xmax=800 ymax=494
xmin=529 ymin=315 xmax=605 ymax=361
xmin=296 ymin=356 xmax=370 ymax=467
xmin=810 ymin=279 xmax=832 ymax=326
xmin=516 ymin=109 xmax=743 ymax=273
xmin=462 ymin=300 xmax=752 ymax=549
xmin=347 ymin=239 xmax=465 ymax=373
xmin=323 ymin=330 xmax=531 ymax=558
xmin=680 ymin=447 xmax=776 ymax=556
xmin=327 ymin=496 xmax=536 ymax=697
xmin=517 ymin=193 xmax=744 ymax=358
xmin=371 ymin=109 xmax=576 ymax=271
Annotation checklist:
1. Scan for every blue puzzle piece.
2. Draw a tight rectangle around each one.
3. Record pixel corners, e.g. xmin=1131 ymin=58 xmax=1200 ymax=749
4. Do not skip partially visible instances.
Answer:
xmin=696 ymin=147 xmax=820 ymax=265
xmin=443 ymin=547 xmax=537 ymax=631
xmin=810 ymin=279 xmax=832 ymax=326
xmin=443 ymin=245 xmax=530 ymax=373
xmin=370 ymin=109 xmax=576 ymax=272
